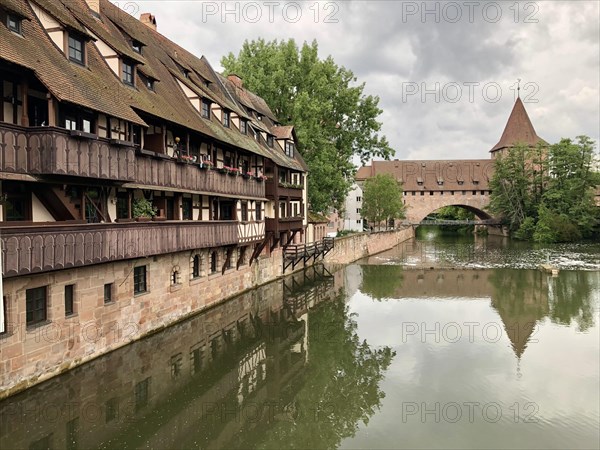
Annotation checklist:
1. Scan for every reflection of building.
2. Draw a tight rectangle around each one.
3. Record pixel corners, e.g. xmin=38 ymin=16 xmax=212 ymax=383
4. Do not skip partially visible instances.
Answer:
xmin=359 ymin=265 xmax=550 ymax=359
xmin=0 ymin=265 xmax=339 ymax=450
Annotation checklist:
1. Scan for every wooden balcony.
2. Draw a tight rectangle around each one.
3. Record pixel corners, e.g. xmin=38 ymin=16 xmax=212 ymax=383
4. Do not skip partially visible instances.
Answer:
xmin=265 ymin=217 xmax=304 ymax=234
xmin=265 ymin=180 xmax=303 ymax=199
xmin=133 ymin=155 xmax=265 ymax=198
xmin=1 ymin=220 xmax=263 ymax=277
xmin=0 ymin=123 xmax=136 ymax=181
xmin=0 ymin=123 xmax=265 ymax=199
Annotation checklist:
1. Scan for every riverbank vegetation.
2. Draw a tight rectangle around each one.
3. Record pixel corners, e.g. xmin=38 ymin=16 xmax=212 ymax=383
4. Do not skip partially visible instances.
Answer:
xmin=488 ymin=136 xmax=600 ymax=242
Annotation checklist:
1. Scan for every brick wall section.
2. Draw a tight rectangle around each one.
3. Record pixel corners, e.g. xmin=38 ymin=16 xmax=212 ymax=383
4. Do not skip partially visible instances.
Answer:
xmin=325 ymin=227 xmax=415 ymax=264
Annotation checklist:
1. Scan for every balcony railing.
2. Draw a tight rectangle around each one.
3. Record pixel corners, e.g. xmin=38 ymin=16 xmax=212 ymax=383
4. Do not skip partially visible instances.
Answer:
xmin=1 ymin=220 xmax=263 ymax=277
xmin=0 ymin=123 xmax=265 ymax=198
xmin=265 ymin=181 xmax=303 ymax=199
xmin=134 ymin=154 xmax=265 ymax=198
xmin=0 ymin=123 xmax=136 ymax=181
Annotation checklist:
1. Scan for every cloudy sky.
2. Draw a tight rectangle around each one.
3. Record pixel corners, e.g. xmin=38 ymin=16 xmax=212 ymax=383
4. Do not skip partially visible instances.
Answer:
xmin=116 ymin=1 xmax=599 ymax=161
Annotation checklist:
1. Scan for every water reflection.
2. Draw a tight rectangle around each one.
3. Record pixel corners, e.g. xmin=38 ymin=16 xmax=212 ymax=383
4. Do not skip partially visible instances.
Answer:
xmin=0 ymin=265 xmax=395 ymax=450
xmin=2 ymin=235 xmax=599 ymax=450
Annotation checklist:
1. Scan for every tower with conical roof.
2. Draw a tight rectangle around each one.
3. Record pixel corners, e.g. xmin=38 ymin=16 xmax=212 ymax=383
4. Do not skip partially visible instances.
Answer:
xmin=490 ymin=97 xmax=547 ymax=158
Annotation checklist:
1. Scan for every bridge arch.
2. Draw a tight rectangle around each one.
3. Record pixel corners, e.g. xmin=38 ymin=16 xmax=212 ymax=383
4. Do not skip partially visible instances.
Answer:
xmin=403 ymin=193 xmax=493 ymax=224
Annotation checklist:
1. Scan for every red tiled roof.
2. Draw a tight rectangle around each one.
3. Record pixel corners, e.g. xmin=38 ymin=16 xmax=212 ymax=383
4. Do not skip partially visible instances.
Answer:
xmin=490 ymin=98 xmax=547 ymax=152
xmin=355 ymin=159 xmax=494 ymax=191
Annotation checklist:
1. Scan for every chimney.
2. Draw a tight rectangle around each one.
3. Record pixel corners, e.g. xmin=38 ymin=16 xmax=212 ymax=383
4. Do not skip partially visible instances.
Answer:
xmin=140 ymin=13 xmax=157 ymax=31
xmin=227 ymin=74 xmax=243 ymax=89
xmin=85 ymin=0 xmax=100 ymax=16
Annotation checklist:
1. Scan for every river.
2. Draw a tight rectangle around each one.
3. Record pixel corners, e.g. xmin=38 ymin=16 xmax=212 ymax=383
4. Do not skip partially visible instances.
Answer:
xmin=1 ymin=229 xmax=599 ymax=449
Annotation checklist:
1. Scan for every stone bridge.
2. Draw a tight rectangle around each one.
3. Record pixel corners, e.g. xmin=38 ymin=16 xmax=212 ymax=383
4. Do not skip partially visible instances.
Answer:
xmin=357 ymin=159 xmax=496 ymax=224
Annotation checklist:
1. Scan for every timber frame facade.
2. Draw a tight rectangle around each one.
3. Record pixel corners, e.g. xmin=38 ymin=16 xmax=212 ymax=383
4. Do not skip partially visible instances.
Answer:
xmin=0 ymin=1 xmax=308 ymax=334
xmin=0 ymin=0 xmax=308 ymax=274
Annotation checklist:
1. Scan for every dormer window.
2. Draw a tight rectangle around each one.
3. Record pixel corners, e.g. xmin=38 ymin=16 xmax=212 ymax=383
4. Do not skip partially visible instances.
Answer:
xmin=122 ymin=60 xmax=134 ymax=86
xmin=201 ymin=100 xmax=210 ymax=119
xmin=68 ymin=34 xmax=85 ymax=65
xmin=267 ymin=135 xmax=274 ymax=148
xmin=132 ymin=40 xmax=143 ymax=54
xmin=139 ymin=73 xmax=154 ymax=91
xmin=7 ymin=14 xmax=22 ymax=34
xmin=240 ymin=119 xmax=247 ymax=134
xmin=223 ymin=111 xmax=230 ymax=128
xmin=285 ymin=141 xmax=294 ymax=157
xmin=257 ymin=114 xmax=263 ymax=121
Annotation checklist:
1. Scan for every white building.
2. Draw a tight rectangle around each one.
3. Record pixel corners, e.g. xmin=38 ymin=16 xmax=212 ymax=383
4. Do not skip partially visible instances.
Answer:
xmin=343 ymin=184 xmax=365 ymax=232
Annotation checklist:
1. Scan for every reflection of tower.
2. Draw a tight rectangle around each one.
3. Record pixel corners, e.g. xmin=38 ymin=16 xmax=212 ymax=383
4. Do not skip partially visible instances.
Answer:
xmin=490 ymin=270 xmax=549 ymax=360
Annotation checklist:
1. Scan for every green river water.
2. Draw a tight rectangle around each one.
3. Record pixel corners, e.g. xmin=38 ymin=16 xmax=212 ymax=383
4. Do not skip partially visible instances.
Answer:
xmin=1 ymin=229 xmax=599 ymax=449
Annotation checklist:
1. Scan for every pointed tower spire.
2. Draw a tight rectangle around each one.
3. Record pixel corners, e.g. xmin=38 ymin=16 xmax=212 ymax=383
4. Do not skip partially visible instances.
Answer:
xmin=490 ymin=97 xmax=547 ymax=154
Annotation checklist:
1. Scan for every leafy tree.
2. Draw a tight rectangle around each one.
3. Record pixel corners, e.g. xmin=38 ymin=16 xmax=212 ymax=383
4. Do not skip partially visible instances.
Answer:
xmin=488 ymin=136 xmax=600 ymax=242
xmin=361 ymin=174 xmax=405 ymax=230
xmin=540 ymin=136 xmax=600 ymax=239
xmin=221 ymin=39 xmax=393 ymax=213
xmin=487 ymin=143 xmax=537 ymax=231
xmin=251 ymin=293 xmax=395 ymax=449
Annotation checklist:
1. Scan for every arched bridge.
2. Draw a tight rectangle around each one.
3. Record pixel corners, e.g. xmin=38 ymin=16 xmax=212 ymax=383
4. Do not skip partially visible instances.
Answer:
xmin=357 ymin=159 xmax=502 ymax=227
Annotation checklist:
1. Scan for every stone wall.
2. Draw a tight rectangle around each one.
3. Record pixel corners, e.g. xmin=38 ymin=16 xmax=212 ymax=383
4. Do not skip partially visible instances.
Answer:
xmin=325 ymin=227 xmax=414 ymax=265
xmin=0 ymin=247 xmax=284 ymax=399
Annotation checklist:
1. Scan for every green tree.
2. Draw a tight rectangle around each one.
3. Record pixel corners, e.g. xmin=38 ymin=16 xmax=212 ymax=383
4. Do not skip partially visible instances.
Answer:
xmin=539 ymin=136 xmax=600 ymax=240
xmin=221 ymin=39 xmax=393 ymax=213
xmin=487 ymin=143 xmax=537 ymax=231
xmin=361 ymin=174 xmax=405 ymax=230
xmin=488 ymin=136 xmax=599 ymax=242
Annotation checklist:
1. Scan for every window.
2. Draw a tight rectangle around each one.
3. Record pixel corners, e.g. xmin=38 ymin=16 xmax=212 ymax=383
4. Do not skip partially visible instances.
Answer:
xmin=171 ymin=270 xmax=180 ymax=286
xmin=240 ymin=119 xmax=247 ymax=134
xmin=26 ymin=286 xmax=47 ymax=326
xmin=7 ymin=15 xmax=21 ymax=34
xmin=134 ymin=378 xmax=150 ymax=411
xmin=104 ymin=283 xmax=113 ymax=304
xmin=285 ymin=141 xmax=294 ymax=157
xmin=68 ymin=34 xmax=85 ymax=64
xmin=29 ymin=434 xmax=53 ymax=450
xmin=64 ymin=284 xmax=75 ymax=316
xmin=356 ymin=208 xmax=361 ymax=213
xmin=210 ymin=251 xmax=218 ymax=274
xmin=134 ymin=266 xmax=147 ymax=294
xmin=255 ymin=202 xmax=262 ymax=221
xmin=191 ymin=347 xmax=203 ymax=374
xmin=356 ymin=196 xmax=362 ymax=202
xmin=182 ymin=198 xmax=193 ymax=220
xmin=192 ymin=255 xmax=201 ymax=279
xmin=3 ymin=183 xmax=31 ymax=221
xmin=105 ymin=398 xmax=118 ymax=423
xmin=170 ymin=353 xmax=183 ymax=378
xmin=267 ymin=135 xmax=274 ymax=147
xmin=140 ymin=74 xmax=154 ymax=91
xmin=132 ymin=40 xmax=142 ymax=54
xmin=122 ymin=60 xmax=134 ymax=86
xmin=66 ymin=417 xmax=79 ymax=450
xmin=201 ymin=100 xmax=211 ymax=119
xmin=223 ymin=111 xmax=230 ymax=128
xmin=241 ymin=202 xmax=248 ymax=222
